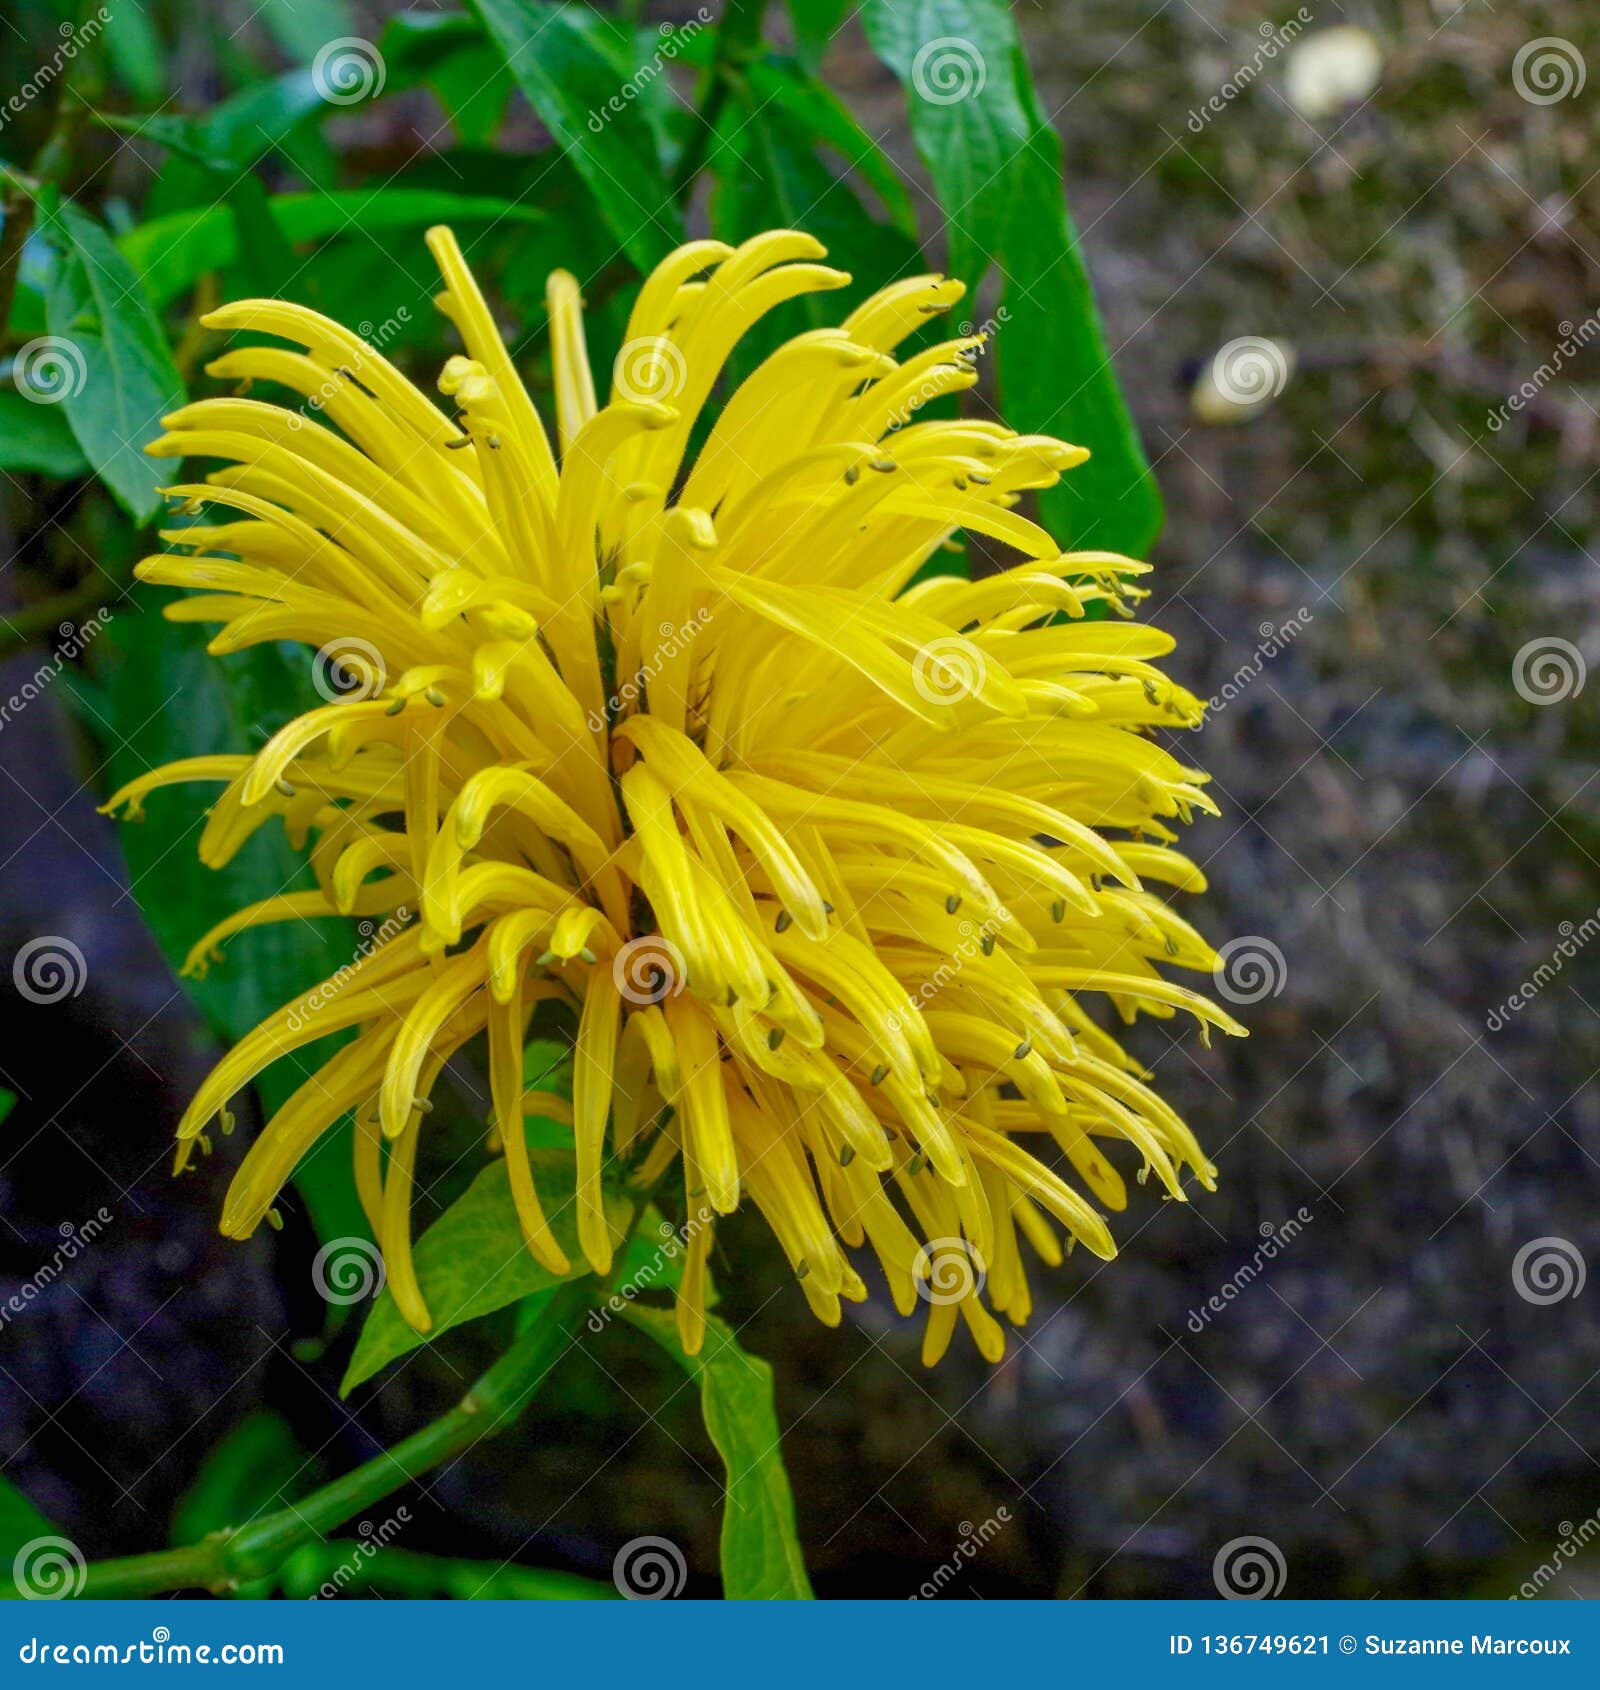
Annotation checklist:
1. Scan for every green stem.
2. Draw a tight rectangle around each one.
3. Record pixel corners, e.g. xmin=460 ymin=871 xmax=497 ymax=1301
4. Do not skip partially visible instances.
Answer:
xmin=72 ymin=1281 xmax=592 ymax=1598
xmin=669 ymin=0 xmax=771 ymax=202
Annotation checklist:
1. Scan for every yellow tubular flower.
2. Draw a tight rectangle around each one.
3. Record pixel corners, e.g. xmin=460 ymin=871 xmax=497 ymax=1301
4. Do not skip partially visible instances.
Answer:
xmin=104 ymin=226 xmax=1244 ymax=1366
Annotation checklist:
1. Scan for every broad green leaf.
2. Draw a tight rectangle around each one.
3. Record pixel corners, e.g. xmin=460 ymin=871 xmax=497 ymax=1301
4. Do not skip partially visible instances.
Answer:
xmin=38 ymin=199 xmax=185 ymax=523
xmin=709 ymin=74 xmax=923 ymax=377
xmin=999 ymin=98 xmax=1163 ymax=556
xmin=342 ymin=1147 xmax=631 ymax=1395
xmin=171 ymin=1411 xmax=314 ymax=1546
xmin=624 ymin=1305 xmax=812 ymax=1600
xmin=0 ymin=1474 xmax=56 ymax=1560
xmin=381 ymin=11 xmax=512 ymax=145
xmin=258 ymin=0 xmax=355 ymax=65
xmin=0 ymin=392 xmax=90 ymax=478
xmin=122 ymin=190 xmax=546 ymax=311
xmin=467 ymin=0 xmax=681 ymax=271
xmin=786 ymin=0 xmax=853 ymax=67
xmin=745 ymin=57 xmax=918 ymax=241
xmin=102 ymin=0 xmax=167 ymax=103
xmin=860 ymin=0 xmax=1162 ymax=554
xmin=91 ymin=587 xmax=365 ymax=1243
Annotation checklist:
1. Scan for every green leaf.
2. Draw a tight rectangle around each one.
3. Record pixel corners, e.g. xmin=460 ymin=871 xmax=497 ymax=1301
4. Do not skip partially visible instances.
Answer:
xmin=860 ymin=0 xmax=1162 ymax=555
xmin=0 ymin=1088 xmax=15 ymax=1127
xmin=381 ymin=11 xmax=512 ymax=145
xmin=0 ymin=392 xmax=90 ymax=478
xmin=102 ymin=0 xmax=167 ymax=103
xmin=786 ymin=0 xmax=853 ymax=67
xmin=623 ymin=1305 xmax=812 ymax=1600
xmin=122 ymin=189 xmax=547 ymax=312
xmin=38 ymin=198 xmax=185 ymax=523
xmin=467 ymin=0 xmax=681 ymax=271
xmin=342 ymin=1147 xmax=631 ymax=1395
xmin=171 ymin=1411 xmax=314 ymax=1547
xmin=745 ymin=57 xmax=918 ymax=241
xmin=0 ymin=1475 xmax=56 ymax=1560
xmin=709 ymin=68 xmax=923 ymax=377
xmin=90 ymin=587 xmax=366 ymax=1244
xmin=258 ymin=0 xmax=355 ymax=65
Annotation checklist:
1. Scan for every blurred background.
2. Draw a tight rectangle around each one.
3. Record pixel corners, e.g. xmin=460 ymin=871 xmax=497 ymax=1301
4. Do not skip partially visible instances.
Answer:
xmin=2 ymin=0 xmax=1598 ymax=1599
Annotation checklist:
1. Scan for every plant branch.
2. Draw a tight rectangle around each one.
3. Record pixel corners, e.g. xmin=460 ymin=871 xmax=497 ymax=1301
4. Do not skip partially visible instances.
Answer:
xmin=66 ymin=1280 xmax=593 ymax=1599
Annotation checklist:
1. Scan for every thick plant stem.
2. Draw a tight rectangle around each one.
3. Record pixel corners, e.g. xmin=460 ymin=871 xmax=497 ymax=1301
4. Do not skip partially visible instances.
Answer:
xmin=71 ymin=1282 xmax=592 ymax=1599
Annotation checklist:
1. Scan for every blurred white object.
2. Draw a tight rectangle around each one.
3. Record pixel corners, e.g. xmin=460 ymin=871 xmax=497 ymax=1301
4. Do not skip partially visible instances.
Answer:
xmin=1192 ymin=337 xmax=1297 ymax=425
xmin=1285 ymin=26 xmax=1383 ymax=120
